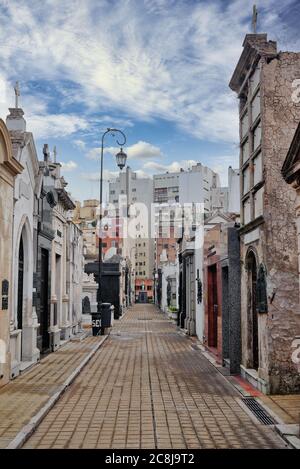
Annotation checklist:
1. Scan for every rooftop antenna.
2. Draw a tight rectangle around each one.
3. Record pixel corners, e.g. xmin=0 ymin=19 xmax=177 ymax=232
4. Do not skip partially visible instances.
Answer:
xmin=252 ymin=4 xmax=258 ymax=34
xmin=14 ymin=81 xmax=20 ymax=108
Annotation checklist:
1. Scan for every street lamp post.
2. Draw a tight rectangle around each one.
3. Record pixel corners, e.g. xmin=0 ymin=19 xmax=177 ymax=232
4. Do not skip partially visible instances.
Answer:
xmin=97 ymin=128 xmax=127 ymax=326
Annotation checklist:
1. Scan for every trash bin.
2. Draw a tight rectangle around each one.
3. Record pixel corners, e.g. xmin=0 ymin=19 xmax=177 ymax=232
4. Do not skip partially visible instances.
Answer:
xmin=91 ymin=311 xmax=101 ymax=336
xmin=101 ymin=303 xmax=113 ymax=328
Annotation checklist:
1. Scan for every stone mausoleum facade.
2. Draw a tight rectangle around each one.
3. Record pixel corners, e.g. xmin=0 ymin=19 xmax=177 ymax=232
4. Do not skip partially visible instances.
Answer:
xmin=230 ymin=33 xmax=300 ymax=393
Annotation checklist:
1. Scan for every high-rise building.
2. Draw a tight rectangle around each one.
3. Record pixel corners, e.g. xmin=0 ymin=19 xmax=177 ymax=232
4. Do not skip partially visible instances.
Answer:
xmin=153 ymin=163 xmax=221 ymax=266
xmin=109 ymin=167 xmax=155 ymax=302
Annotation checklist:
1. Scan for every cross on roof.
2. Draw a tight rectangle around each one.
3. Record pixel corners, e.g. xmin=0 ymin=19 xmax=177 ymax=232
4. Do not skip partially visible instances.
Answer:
xmin=14 ymin=81 xmax=20 ymax=108
xmin=252 ymin=4 xmax=258 ymax=34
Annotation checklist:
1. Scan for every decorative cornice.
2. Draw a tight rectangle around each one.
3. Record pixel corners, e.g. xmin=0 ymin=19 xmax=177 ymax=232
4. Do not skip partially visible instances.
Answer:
xmin=56 ymin=188 xmax=76 ymax=210
xmin=0 ymin=119 xmax=23 ymax=176
xmin=229 ymin=34 xmax=277 ymax=93
xmin=239 ymin=215 xmax=264 ymax=235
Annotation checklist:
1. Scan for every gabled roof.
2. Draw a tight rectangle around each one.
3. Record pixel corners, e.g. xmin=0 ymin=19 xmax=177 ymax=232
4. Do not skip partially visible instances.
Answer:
xmin=282 ymin=122 xmax=300 ymax=185
xmin=229 ymin=34 xmax=277 ymax=93
xmin=204 ymin=211 xmax=234 ymax=225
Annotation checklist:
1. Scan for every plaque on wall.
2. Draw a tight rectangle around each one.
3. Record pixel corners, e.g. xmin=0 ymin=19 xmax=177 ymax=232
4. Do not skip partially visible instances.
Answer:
xmin=2 ymin=279 xmax=9 ymax=310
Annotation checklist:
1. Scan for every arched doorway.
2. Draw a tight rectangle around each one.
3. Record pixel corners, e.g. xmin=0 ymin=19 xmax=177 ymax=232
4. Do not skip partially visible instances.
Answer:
xmin=246 ymin=250 xmax=259 ymax=370
xmin=17 ymin=235 xmax=24 ymax=331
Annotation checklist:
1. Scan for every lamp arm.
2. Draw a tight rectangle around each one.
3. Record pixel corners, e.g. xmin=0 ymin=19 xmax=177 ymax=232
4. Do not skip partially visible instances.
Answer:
xmin=103 ymin=128 xmax=126 ymax=148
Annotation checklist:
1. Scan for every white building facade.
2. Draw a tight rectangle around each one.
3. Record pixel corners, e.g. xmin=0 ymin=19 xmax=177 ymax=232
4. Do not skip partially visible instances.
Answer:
xmin=7 ymin=107 xmax=40 ymax=377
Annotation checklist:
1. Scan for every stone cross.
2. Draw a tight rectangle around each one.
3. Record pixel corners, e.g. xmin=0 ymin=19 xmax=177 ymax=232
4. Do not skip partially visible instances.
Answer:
xmin=14 ymin=81 xmax=20 ymax=108
xmin=53 ymin=145 xmax=57 ymax=163
xmin=252 ymin=4 xmax=258 ymax=34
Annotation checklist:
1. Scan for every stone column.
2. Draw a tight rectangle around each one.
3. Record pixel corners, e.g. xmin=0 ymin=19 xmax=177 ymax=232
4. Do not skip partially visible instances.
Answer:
xmin=61 ymin=223 xmax=71 ymax=340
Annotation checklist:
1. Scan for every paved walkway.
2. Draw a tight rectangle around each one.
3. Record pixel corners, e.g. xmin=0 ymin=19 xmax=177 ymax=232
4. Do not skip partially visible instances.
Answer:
xmin=0 ymin=335 xmax=105 ymax=448
xmin=24 ymin=305 xmax=285 ymax=449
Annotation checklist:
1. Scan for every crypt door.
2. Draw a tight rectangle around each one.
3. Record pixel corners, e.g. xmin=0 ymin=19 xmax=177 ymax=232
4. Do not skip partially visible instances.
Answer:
xmin=17 ymin=236 xmax=24 ymax=331
xmin=247 ymin=251 xmax=259 ymax=370
xmin=40 ymin=249 xmax=50 ymax=351
xmin=208 ymin=264 xmax=218 ymax=348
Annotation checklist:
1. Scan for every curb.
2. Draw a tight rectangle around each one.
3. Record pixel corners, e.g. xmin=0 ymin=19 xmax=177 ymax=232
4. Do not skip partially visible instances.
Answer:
xmin=274 ymin=424 xmax=300 ymax=449
xmin=181 ymin=334 xmax=297 ymax=448
xmin=6 ymin=335 xmax=108 ymax=449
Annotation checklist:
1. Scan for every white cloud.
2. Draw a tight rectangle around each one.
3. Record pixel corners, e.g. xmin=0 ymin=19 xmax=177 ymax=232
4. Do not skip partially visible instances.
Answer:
xmin=127 ymin=141 xmax=162 ymax=159
xmin=73 ymin=139 xmax=86 ymax=150
xmin=0 ymin=0 xmax=298 ymax=144
xmin=142 ymin=156 xmax=239 ymax=185
xmin=143 ymin=159 xmax=198 ymax=174
xmin=86 ymin=140 xmax=162 ymax=160
xmin=211 ymin=154 xmax=239 ymax=185
xmin=26 ymin=114 xmax=88 ymax=139
xmin=134 ymin=169 xmax=148 ymax=178
xmin=82 ymin=169 xmax=119 ymax=182
xmin=60 ymin=160 xmax=78 ymax=171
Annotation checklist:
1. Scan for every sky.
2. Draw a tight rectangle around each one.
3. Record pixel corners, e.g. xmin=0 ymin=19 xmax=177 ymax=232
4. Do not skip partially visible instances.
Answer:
xmin=0 ymin=0 xmax=299 ymax=201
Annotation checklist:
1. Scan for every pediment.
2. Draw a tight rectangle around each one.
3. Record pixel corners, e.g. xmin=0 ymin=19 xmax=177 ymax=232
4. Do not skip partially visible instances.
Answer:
xmin=204 ymin=211 xmax=233 ymax=225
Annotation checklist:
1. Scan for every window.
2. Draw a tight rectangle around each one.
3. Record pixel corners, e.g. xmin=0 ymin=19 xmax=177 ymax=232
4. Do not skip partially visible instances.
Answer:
xmin=254 ymin=187 xmax=264 ymax=218
xmin=253 ymin=152 xmax=263 ymax=186
xmin=132 ymin=188 xmax=136 ymax=192
xmin=147 ymin=286 xmax=152 ymax=291
xmin=243 ymin=198 xmax=251 ymax=225
xmin=250 ymin=64 xmax=260 ymax=93
xmin=102 ymin=242 xmax=107 ymax=248
xmin=251 ymin=91 xmax=260 ymax=122
xmin=242 ymin=139 xmax=249 ymax=164
xmin=243 ymin=167 xmax=250 ymax=195
xmin=110 ymin=190 xmax=115 ymax=194
xmin=253 ymin=123 xmax=261 ymax=151
xmin=241 ymin=111 xmax=248 ymax=138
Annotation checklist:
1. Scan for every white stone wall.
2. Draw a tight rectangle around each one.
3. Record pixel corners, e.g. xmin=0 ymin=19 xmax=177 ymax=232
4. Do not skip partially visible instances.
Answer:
xmin=8 ymin=114 xmax=40 ymax=376
xmin=67 ymin=219 xmax=83 ymax=334
xmin=0 ymin=119 xmax=23 ymax=386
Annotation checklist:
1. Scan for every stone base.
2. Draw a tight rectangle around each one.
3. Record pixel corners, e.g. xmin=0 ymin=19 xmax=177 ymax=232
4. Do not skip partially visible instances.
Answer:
xmin=10 ymin=329 xmax=21 ymax=379
xmin=185 ymin=317 xmax=196 ymax=336
xmin=240 ymin=365 xmax=270 ymax=394
xmin=71 ymin=324 xmax=79 ymax=336
xmin=10 ymin=361 xmax=20 ymax=380
xmin=22 ymin=325 xmax=40 ymax=363
xmin=60 ymin=325 xmax=71 ymax=341
xmin=50 ymin=328 xmax=61 ymax=352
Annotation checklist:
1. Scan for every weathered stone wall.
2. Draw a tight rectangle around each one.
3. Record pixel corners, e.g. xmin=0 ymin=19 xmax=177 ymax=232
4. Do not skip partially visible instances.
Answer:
xmin=240 ymin=234 xmax=269 ymax=386
xmin=262 ymin=52 xmax=300 ymax=393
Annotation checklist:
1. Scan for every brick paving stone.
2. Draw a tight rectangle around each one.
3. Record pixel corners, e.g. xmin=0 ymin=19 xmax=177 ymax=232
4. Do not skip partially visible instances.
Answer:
xmin=0 ymin=335 xmax=106 ymax=448
xmin=24 ymin=304 xmax=286 ymax=449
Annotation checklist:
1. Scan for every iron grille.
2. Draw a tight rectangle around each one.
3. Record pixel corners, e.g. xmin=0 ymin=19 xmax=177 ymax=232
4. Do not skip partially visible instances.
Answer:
xmin=241 ymin=397 xmax=276 ymax=425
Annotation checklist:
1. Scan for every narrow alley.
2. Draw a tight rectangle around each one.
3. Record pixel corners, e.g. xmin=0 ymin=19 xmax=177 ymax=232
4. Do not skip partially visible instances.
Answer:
xmin=23 ymin=305 xmax=285 ymax=449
